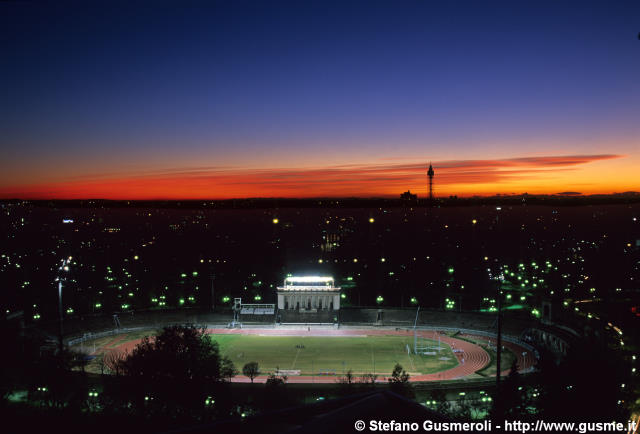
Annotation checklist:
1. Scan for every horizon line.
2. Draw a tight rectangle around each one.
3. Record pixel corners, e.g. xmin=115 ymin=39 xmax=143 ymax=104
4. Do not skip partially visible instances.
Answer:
xmin=2 ymin=191 xmax=639 ymax=202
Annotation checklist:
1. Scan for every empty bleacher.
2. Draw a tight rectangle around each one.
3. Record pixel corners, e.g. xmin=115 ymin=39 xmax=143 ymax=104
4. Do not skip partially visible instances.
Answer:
xmin=240 ymin=307 xmax=275 ymax=315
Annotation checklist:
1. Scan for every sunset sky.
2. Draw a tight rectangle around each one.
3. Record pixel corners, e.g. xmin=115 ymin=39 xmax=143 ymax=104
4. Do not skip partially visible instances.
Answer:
xmin=1 ymin=1 xmax=639 ymax=199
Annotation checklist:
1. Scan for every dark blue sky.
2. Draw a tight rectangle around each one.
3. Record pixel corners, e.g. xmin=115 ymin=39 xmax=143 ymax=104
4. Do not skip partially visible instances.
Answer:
xmin=1 ymin=1 xmax=639 ymax=198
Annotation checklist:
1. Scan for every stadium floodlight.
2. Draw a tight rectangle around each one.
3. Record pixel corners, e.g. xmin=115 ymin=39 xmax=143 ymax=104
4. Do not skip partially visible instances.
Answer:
xmin=282 ymin=276 xmax=339 ymax=291
xmin=286 ymin=276 xmax=334 ymax=283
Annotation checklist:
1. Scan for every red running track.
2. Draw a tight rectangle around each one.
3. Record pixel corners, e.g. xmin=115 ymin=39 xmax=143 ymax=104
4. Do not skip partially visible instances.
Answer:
xmin=108 ymin=328 xmax=535 ymax=383
xmin=457 ymin=333 xmax=537 ymax=376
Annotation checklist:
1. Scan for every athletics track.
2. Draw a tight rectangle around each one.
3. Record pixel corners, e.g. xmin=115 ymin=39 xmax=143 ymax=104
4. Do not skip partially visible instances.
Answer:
xmin=101 ymin=327 xmax=536 ymax=384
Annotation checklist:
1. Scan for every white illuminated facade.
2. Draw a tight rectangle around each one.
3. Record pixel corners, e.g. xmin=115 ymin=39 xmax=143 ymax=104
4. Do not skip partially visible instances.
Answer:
xmin=276 ymin=276 xmax=341 ymax=311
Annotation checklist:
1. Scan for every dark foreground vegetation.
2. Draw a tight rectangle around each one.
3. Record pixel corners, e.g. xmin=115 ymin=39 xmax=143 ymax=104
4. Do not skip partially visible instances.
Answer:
xmin=1 ymin=322 xmax=632 ymax=433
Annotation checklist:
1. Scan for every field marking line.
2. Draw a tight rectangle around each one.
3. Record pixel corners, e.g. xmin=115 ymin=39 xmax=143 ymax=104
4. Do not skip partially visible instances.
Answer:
xmin=406 ymin=341 xmax=416 ymax=372
xmin=291 ymin=347 xmax=302 ymax=370
xmin=369 ymin=342 xmax=376 ymax=375
xmin=89 ymin=333 xmax=129 ymax=356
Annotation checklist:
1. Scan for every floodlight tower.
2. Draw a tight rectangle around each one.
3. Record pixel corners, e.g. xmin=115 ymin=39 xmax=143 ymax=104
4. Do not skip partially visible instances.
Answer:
xmin=427 ymin=163 xmax=435 ymax=204
xmin=210 ymin=271 xmax=215 ymax=311
xmin=413 ymin=306 xmax=420 ymax=354
xmin=495 ymin=273 xmax=505 ymax=392
xmin=55 ymin=256 xmax=73 ymax=353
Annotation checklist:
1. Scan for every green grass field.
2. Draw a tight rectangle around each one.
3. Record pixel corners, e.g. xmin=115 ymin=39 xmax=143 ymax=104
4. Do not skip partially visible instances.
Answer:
xmin=210 ymin=334 xmax=459 ymax=376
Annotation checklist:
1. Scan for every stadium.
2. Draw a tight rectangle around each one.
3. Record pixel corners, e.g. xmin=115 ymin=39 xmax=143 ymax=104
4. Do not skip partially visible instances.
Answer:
xmin=67 ymin=276 xmax=543 ymax=385
xmin=10 ymin=260 xmax=632 ymax=433
xmin=75 ymin=326 xmax=538 ymax=383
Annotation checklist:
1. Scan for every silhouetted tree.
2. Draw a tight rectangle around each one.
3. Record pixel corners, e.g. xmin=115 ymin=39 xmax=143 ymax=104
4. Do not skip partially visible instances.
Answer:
xmin=112 ymin=325 xmax=234 ymax=420
xmin=117 ymin=325 xmax=224 ymax=381
xmin=97 ymin=354 xmax=106 ymax=375
xmin=221 ymin=357 xmax=237 ymax=382
xmin=359 ymin=373 xmax=378 ymax=384
xmin=103 ymin=349 xmax=126 ymax=375
xmin=263 ymin=371 xmax=294 ymax=410
xmin=265 ymin=372 xmax=285 ymax=387
xmin=454 ymin=395 xmax=475 ymax=421
xmin=388 ymin=363 xmax=414 ymax=398
xmin=389 ymin=363 xmax=410 ymax=383
xmin=338 ymin=369 xmax=355 ymax=384
xmin=243 ymin=361 xmax=260 ymax=383
xmin=429 ymin=389 xmax=452 ymax=416
xmin=29 ymin=348 xmax=88 ymax=409
xmin=535 ymin=342 xmax=625 ymax=421
xmin=1 ymin=326 xmax=45 ymax=406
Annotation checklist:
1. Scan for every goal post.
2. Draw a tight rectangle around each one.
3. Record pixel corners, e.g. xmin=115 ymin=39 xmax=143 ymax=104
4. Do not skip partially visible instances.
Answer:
xmin=413 ymin=307 xmax=444 ymax=354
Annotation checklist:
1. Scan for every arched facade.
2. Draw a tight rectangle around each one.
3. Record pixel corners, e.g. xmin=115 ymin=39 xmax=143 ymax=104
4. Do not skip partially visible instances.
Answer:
xmin=276 ymin=276 xmax=341 ymax=311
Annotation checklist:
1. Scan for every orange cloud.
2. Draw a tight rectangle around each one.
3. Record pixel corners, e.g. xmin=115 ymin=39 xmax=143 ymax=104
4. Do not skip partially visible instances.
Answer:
xmin=0 ymin=154 xmax=628 ymax=199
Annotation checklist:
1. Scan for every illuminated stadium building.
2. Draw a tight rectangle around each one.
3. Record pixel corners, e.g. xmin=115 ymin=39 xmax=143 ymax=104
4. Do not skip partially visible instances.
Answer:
xmin=277 ymin=276 xmax=341 ymax=311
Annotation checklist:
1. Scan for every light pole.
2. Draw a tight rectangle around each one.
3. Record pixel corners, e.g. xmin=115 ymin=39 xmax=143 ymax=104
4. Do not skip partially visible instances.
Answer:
xmin=210 ymin=272 xmax=215 ymax=312
xmin=495 ymin=273 xmax=505 ymax=411
xmin=55 ymin=256 xmax=72 ymax=353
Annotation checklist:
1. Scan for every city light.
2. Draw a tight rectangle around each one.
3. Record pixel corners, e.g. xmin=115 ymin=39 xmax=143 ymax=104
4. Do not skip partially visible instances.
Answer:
xmin=2 ymin=4 xmax=638 ymax=425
